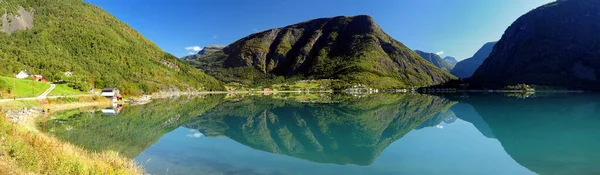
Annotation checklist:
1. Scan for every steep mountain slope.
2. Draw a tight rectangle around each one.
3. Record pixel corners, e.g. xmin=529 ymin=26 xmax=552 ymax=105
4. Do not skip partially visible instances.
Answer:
xmin=0 ymin=0 xmax=224 ymax=94
xmin=471 ymin=0 xmax=600 ymax=89
xmin=450 ymin=42 xmax=496 ymax=78
xmin=415 ymin=50 xmax=454 ymax=71
xmin=443 ymin=56 xmax=458 ymax=67
xmin=190 ymin=15 xmax=455 ymax=89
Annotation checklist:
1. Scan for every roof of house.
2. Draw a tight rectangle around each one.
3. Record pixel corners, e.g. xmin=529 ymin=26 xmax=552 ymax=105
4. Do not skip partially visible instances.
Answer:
xmin=102 ymin=88 xmax=118 ymax=91
xmin=18 ymin=70 xmax=31 ymax=75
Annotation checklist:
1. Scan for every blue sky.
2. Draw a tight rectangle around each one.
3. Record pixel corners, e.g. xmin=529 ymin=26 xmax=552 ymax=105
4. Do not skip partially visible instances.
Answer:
xmin=86 ymin=0 xmax=553 ymax=61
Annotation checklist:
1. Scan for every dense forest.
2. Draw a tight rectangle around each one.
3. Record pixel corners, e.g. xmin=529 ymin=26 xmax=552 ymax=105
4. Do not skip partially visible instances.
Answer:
xmin=0 ymin=0 xmax=224 ymax=95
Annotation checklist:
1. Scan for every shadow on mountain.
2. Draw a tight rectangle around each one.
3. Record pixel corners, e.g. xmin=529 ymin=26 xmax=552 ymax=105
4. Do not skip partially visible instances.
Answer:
xmin=465 ymin=94 xmax=600 ymax=175
xmin=40 ymin=95 xmax=226 ymax=158
xmin=184 ymin=93 xmax=456 ymax=166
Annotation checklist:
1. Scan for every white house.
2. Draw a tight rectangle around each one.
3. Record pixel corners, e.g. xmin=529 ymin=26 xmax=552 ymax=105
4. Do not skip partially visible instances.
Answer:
xmin=101 ymin=88 xmax=121 ymax=102
xmin=15 ymin=70 xmax=31 ymax=79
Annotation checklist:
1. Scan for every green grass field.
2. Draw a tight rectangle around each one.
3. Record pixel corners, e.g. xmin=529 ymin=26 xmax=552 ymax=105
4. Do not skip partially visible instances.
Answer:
xmin=0 ymin=77 xmax=87 ymax=99
xmin=0 ymin=76 xmax=50 ymax=98
xmin=48 ymin=84 xmax=87 ymax=96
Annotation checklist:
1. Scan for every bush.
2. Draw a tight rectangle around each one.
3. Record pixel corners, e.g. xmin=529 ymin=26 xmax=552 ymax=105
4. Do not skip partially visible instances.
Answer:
xmin=0 ymin=78 xmax=9 ymax=92
xmin=67 ymin=81 xmax=90 ymax=92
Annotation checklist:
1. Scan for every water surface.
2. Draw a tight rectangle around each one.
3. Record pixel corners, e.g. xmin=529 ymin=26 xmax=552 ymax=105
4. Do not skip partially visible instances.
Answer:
xmin=40 ymin=93 xmax=600 ymax=175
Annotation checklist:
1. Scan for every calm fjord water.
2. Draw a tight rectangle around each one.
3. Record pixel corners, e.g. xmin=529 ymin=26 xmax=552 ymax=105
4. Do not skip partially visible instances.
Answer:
xmin=40 ymin=93 xmax=600 ymax=175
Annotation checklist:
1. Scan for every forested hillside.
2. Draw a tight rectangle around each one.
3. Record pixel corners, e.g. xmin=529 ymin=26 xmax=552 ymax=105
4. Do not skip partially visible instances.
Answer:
xmin=0 ymin=0 xmax=224 ymax=95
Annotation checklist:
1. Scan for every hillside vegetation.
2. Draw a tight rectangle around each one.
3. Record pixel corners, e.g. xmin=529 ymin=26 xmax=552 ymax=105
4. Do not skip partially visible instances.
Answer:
xmin=0 ymin=76 xmax=49 ymax=98
xmin=188 ymin=15 xmax=455 ymax=89
xmin=0 ymin=0 xmax=224 ymax=95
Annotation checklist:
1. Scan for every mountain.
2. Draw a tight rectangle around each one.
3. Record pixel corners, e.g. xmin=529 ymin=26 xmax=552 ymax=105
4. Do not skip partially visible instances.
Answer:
xmin=0 ymin=0 xmax=224 ymax=94
xmin=414 ymin=50 xmax=454 ymax=71
xmin=443 ymin=56 xmax=458 ymax=67
xmin=182 ymin=45 xmax=225 ymax=61
xmin=450 ymin=42 xmax=496 ymax=78
xmin=189 ymin=15 xmax=455 ymax=89
xmin=470 ymin=0 xmax=600 ymax=89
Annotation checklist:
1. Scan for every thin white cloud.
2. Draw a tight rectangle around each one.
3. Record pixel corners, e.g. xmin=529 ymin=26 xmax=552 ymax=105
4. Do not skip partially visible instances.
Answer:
xmin=185 ymin=46 xmax=203 ymax=52
xmin=186 ymin=130 xmax=205 ymax=138
xmin=435 ymin=51 xmax=444 ymax=55
xmin=188 ymin=52 xmax=196 ymax=55
xmin=212 ymin=35 xmax=218 ymax=39
xmin=253 ymin=28 xmax=258 ymax=32
xmin=186 ymin=133 xmax=204 ymax=138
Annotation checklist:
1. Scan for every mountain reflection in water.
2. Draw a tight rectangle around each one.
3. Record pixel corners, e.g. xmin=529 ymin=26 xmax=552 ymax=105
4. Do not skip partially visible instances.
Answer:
xmin=40 ymin=93 xmax=600 ymax=175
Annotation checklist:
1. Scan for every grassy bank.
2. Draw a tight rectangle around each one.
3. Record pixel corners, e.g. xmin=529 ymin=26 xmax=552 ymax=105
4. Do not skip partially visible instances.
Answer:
xmin=48 ymin=83 xmax=88 ymax=96
xmin=0 ymin=96 xmax=143 ymax=174
xmin=0 ymin=76 xmax=50 ymax=98
xmin=0 ymin=76 xmax=88 ymax=99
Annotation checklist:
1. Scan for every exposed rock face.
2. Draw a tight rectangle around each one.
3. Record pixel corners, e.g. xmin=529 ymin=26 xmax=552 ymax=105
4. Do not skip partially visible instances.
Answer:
xmin=415 ymin=50 xmax=454 ymax=71
xmin=182 ymin=45 xmax=225 ymax=60
xmin=471 ymin=0 xmax=600 ymax=89
xmin=198 ymin=45 xmax=224 ymax=55
xmin=190 ymin=15 xmax=455 ymax=88
xmin=450 ymin=42 xmax=496 ymax=78
xmin=1 ymin=6 xmax=34 ymax=34
xmin=443 ymin=56 xmax=458 ymax=67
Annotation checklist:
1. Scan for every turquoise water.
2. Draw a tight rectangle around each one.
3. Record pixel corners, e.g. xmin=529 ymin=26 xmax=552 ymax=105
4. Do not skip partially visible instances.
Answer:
xmin=40 ymin=93 xmax=600 ymax=175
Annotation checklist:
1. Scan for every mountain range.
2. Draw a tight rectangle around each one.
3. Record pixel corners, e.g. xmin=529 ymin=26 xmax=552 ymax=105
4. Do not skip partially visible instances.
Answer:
xmin=188 ymin=15 xmax=455 ymax=89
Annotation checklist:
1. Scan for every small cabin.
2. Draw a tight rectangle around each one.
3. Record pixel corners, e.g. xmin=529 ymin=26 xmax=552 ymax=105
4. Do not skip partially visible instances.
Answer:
xmin=16 ymin=70 xmax=32 ymax=79
xmin=101 ymin=88 xmax=121 ymax=102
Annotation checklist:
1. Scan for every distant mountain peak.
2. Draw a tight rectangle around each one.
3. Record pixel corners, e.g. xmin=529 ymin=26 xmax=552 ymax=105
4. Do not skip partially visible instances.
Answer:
xmin=450 ymin=41 xmax=497 ymax=78
xmin=415 ymin=50 xmax=455 ymax=71
xmin=443 ymin=56 xmax=458 ymax=66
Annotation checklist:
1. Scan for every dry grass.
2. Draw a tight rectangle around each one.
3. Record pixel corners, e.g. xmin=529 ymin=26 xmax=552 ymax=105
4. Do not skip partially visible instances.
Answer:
xmin=0 ymin=96 xmax=143 ymax=175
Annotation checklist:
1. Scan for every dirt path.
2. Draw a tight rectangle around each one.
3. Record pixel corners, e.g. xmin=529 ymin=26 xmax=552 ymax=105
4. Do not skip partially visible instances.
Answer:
xmin=38 ymin=84 xmax=56 ymax=98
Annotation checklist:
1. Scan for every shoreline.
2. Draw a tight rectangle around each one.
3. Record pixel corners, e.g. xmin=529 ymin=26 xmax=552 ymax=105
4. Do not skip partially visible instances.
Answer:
xmin=0 ymin=96 xmax=141 ymax=174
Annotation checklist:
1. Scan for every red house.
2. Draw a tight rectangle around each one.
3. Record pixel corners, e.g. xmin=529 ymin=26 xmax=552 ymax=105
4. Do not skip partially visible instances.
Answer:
xmin=33 ymin=75 xmax=47 ymax=82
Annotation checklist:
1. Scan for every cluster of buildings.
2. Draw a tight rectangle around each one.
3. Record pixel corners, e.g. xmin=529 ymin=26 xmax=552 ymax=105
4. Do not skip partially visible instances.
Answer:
xmin=16 ymin=70 xmax=46 ymax=82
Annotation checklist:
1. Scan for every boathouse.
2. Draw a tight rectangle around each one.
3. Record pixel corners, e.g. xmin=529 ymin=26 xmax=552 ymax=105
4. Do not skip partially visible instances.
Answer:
xmin=101 ymin=88 xmax=121 ymax=102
